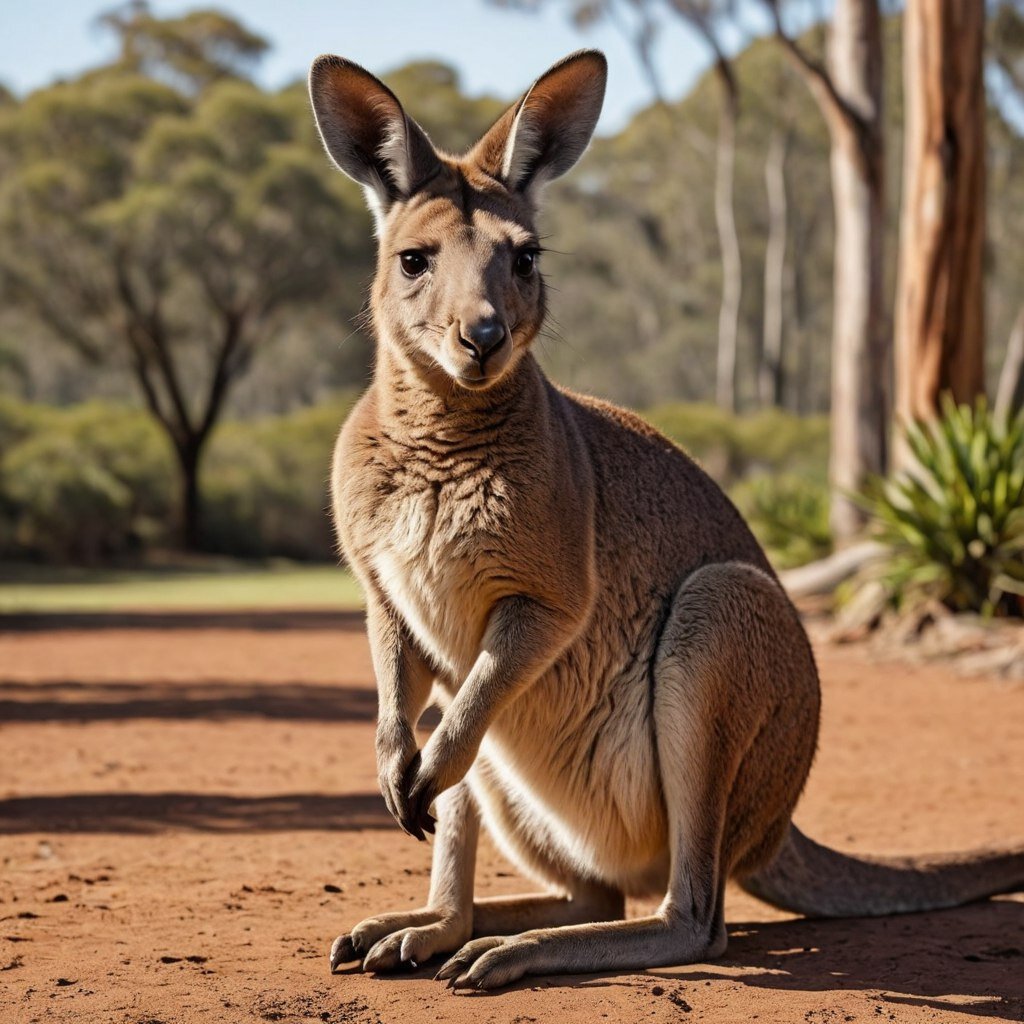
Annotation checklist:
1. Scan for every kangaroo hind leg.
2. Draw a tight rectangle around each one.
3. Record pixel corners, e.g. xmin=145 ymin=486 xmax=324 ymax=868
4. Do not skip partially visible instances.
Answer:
xmin=436 ymin=563 xmax=805 ymax=989
xmin=432 ymin=565 xmax=774 ymax=987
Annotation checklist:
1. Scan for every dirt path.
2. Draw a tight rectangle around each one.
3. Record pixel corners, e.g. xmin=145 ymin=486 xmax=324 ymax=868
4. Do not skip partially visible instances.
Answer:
xmin=1 ymin=616 xmax=1022 ymax=1023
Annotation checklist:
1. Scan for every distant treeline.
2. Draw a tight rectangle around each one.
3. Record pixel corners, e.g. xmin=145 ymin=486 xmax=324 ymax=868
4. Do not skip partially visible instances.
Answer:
xmin=0 ymin=397 xmax=829 ymax=568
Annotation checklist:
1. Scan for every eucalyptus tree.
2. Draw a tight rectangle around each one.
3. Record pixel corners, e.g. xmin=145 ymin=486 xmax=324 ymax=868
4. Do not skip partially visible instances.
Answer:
xmin=761 ymin=0 xmax=888 ymax=539
xmin=894 ymin=0 xmax=987 ymax=441
xmin=0 ymin=7 xmax=366 ymax=548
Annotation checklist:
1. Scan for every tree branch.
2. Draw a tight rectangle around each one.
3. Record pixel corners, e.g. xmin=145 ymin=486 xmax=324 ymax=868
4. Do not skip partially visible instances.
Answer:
xmin=122 ymin=321 xmax=177 ymax=444
xmin=197 ymin=307 xmax=247 ymax=442
xmin=113 ymin=252 xmax=195 ymax=438
xmin=759 ymin=0 xmax=868 ymax=136
xmin=603 ymin=0 xmax=666 ymax=103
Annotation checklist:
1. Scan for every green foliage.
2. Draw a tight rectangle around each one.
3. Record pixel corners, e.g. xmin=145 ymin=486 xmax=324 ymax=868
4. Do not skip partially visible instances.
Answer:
xmin=730 ymin=474 xmax=832 ymax=569
xmin=98 ymin=3 xmax=269 ymax=92
xmin=0 ymin=11 xmax=377 ymax=549
xmin=0 ymin=397 xmax=357 ymax=564
xmin=0 ymin=396 xmax=47 ymax=451
xmin=201 ymin=398 xmax=354 ymax=560
xmin=1 ymin=7 xmax=1018 ymax=570
xmin=0 ymin=403 xmax=175 ymax=562
xmin=383 ymin=62 xmax=506 ymax=154
xmin=0 ymin=397 xmax=832 ymax=566
xmin=864 ymin=398 xmax=1024 ymax=616
xmin=5 ymin=10 xmax=1023 ymax=421
xmin=645 ymin=403 xmax=828 ymax=485
xmin=643 ymin=403 xmax=831 ymax=567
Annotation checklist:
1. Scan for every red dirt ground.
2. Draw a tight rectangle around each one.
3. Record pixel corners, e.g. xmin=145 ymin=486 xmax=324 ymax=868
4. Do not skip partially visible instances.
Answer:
xmin=0 ymin=613 xmax=1022 ymax=1024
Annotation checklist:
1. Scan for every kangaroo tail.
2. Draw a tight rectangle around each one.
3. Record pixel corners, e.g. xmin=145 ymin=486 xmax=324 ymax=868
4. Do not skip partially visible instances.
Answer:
xmin=740 ymin=823 xmax=1024 ymax=918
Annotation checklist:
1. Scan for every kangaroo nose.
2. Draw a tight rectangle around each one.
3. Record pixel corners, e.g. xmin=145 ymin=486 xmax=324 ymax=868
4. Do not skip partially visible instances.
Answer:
xmin=459 ymin=317 xmax=506 ymax=362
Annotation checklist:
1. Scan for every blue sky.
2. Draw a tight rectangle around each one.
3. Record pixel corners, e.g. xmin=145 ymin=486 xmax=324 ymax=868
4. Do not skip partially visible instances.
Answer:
xmin=0 ymin=0 xmax=752 ymax=133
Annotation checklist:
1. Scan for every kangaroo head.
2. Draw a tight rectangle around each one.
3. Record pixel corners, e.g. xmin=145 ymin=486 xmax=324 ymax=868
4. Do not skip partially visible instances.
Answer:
xmin=309 ymin=51 xmax=606 ymax=393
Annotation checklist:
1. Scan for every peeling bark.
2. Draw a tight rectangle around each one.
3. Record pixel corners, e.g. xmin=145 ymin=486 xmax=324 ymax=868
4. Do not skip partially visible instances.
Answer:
xmin=894 ymin=0 xmax=986 ymax=441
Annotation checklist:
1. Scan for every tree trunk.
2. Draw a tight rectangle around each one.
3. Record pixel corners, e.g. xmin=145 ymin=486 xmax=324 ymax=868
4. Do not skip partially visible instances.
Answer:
xmin=825 ymin=0 xmax=888 ymax=540
xmin=791 ymin=218 xmax=813 ymax=413
xmin=995 ymin=306 xmax=1024 ymax=418
xmin=760 ymin=129 xmax=789 ymax=408
xmin=175 ymin=439 xmax=204 ymax=553
xmin=765 ymin=0 xmax=887 ymax=535
xmin=894 ymin=0 xmax=986 ymax=440
xmin=714 ymin=62 xmax=742 ymax=414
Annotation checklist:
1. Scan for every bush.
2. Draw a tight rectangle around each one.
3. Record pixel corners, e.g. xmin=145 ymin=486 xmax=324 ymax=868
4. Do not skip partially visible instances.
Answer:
xmin=863 ymin=397 xmax=1024 ymax=616
xmin=0 ymin=396 xmax=354 ymax=563
xmin=730 ymin=474 xmax=832 ymax=569
xmin=645 ymin=402 xmax=829 ymax=486
xmin=645 ymin=402 xmax=831 ymax=569
xmin=730 ymin=408 xmax=830 ymax=480
xmin=201 ymin=398 xmax=353 ymax=559
xmin=0 ymin=396 xmax=48 ymax=452
xmin=0 ymin=395 xmax=831 ymax=567
xmin=0 ymin=402 xmax=175 ymax=561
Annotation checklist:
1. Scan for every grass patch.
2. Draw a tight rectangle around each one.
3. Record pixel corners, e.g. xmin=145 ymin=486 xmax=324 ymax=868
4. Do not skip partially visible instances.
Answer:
xmin=0 ymin=562 xmax=364 ymax=613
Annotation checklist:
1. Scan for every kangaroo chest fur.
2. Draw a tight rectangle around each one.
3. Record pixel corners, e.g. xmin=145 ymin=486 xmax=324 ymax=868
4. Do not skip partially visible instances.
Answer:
xmin=368 ymin=452 xmax=518 ymax=681
xmin=335 ymin=381 xmax=566 ymax=686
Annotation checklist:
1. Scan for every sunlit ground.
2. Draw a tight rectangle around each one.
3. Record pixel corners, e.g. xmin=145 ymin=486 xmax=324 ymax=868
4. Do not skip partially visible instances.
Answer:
xmin=0 ymin=562 xmax=364 ymax=612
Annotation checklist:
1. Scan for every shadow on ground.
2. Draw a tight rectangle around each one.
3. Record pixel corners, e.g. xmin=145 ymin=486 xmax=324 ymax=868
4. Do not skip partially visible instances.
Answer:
xmin=0 ymin=791 xmax=391 ymax=833
xmin=556 ymin=902 xmax=1024 ymax=1021
xmin=0 ymin=610 xmax=364 ymax=633
xmin=0 ymin=678 xmax=380 ymax=723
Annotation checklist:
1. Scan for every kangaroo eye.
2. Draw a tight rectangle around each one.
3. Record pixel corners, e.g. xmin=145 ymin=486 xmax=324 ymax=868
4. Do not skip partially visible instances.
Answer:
xmin=399 ymin=251 xmax=428 ymax=278
xmin=514 ymin=250 xmax=538 ymax=279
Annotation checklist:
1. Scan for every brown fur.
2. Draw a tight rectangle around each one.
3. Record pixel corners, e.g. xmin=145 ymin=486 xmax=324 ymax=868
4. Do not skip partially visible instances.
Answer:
xmin=309 ymin=50 xmax=1024 ymax=990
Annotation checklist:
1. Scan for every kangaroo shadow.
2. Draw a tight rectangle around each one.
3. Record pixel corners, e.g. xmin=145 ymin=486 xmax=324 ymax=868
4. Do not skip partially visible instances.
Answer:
xmin=0 ymin=791 xmax=393 ymax=834
xmin=555 ymin=902 xmax=1024 ymax=1020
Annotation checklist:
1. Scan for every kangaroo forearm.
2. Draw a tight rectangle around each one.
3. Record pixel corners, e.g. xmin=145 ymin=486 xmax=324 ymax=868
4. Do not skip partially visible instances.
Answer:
xmin=366 ymin=590 xmax=434 ymax=733
xmin=365 ymin=588 xmax=438 ymax=837
xmin=396 ymin=596 xmax=582 ymax=836
xmin=439 ymin=595 xmax=580 ymax=755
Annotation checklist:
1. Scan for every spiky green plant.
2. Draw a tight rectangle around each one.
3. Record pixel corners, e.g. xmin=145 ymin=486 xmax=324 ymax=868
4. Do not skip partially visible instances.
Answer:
xmin=865 ymin=396 xmax=1024 ymax=616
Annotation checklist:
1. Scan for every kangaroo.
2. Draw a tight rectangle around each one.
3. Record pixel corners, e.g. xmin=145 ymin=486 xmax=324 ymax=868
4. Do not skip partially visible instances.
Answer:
xmin=308 ymin=50 xmax=1024 ymax=990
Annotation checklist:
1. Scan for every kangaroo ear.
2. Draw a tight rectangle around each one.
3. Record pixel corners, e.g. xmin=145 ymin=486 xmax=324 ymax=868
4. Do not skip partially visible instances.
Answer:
xmin=472 ymin=50 xmax=607 ymax=198
xmin=309 ymin=55 xmax=441 ymax=222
